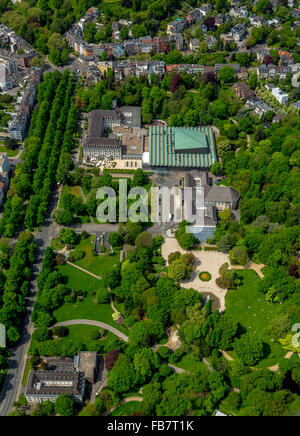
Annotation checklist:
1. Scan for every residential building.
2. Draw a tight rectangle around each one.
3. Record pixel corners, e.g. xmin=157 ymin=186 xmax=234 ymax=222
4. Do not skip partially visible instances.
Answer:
xmin=230 ymin=7 xmax=248 ymax=18
xmin=205 ymin=35 xmax=217 ymax=49
xmin=199 ymin=4 xmax=212 ymax=16
xmin=167 ymin=19 xmax=186 ymax=35
xmin=231 ymin=24 xmax=246 ymax=42
xmin=189 ymin=39 xmax=201 ymax=51
xmin=232 ymin=83 xmax=254 ymax=100
xmin=0 ymin=63 xmax=13 ymax=90
xmin=187 ymin=9 xmax=203 ymax=25
xmin=8 ymin=68 xmax=42 ymax=141
xmin=220 ymin=34 xmax=234 ymax=47
xmin=272 ymin=87 xmax=289 ymax=104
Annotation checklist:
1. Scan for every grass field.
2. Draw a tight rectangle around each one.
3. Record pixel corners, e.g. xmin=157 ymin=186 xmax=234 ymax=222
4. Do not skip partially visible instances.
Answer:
xmin=62 ymin=324 xmax=105 ymax=342
xmin=53 ymin=264 xmax=128 ymax=334
xmin=176 ymin=354 xmax=211 ymax=375
xmin=0 ymin=145 xmax=20 ymax=157
xmin=110 ymin=401 xmax=142 ymax=416
xmin=73 ymin=238 xmax=120 ymax=276
xmin=226 ymin=270 xmax=285 ymax=368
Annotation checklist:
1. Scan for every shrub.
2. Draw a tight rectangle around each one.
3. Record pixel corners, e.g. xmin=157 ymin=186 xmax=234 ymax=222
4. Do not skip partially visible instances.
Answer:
xmin=96 ymin=288 xmax=110 ymax=304
xmin=199 ymin=272 xmax=212 ymax=282
xmin=71 ymin=250 xmax=85 ymax=262
xmin=52 ymin=326 xmax=69 ymax=338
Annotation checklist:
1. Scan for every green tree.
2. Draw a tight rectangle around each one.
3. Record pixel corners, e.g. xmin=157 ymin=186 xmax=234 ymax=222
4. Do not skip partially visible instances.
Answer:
xmin=54 ymin=394 xmax=74 ymax=416
xmin=234 ymin=332 xmax=264 ymax=366
xmin=218 ymin=66 xmax=235 ymax=84
xmin=229 ymin=246 xmax=248 ymax=266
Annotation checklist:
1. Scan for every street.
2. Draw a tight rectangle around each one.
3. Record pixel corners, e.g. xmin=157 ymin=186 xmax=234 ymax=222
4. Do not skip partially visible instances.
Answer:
xmin=0 ymin=188 xmax=59 ymax=416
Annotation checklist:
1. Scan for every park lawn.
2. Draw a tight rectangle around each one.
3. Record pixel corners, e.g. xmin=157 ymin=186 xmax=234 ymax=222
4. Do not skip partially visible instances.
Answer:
xmin=74 ymin=239 xmax=120 ymax=276
xmin=63 ymin=324 xmax=103 ymax=342
xmin=72 ymin=236 xmax=96 ymax=266
xmin=218 ymin=397 xmax=238 ymax=416
xmin=0 ymin=145 xmax=20 ymax=157
xmin=110 ymin=401 xmax=142 ymax=416
xmin=53 ymin=264 xmax=128 ymax=334
xmin=51 ymin=238 xmax=66 ymax=251
xmin=176 ymin=354 xmax=211 ymax=375
xmin=61 ymin=325 xmax=118 ymax=344
xmin=225 ymin=270 xmax=285 ymax=368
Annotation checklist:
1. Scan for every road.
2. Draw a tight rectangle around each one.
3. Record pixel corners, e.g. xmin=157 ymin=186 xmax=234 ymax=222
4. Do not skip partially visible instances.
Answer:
xmin=0 ymin=188 xmax=59 ymax=416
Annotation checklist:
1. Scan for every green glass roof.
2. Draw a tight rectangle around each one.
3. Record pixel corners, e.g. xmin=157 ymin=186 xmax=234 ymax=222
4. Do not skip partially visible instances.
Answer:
xmin=173 ymin=128 xmax=208 ymax=151
xmin=149 ymin=126 xmax=217 ymax=168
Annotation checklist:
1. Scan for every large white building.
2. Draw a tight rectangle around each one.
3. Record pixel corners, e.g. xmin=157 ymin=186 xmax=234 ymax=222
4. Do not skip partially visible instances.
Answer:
xmin=272 ymin=87 xmax=289 ymax=104
xmin=0 ymin=63 xmax=13 ymax=90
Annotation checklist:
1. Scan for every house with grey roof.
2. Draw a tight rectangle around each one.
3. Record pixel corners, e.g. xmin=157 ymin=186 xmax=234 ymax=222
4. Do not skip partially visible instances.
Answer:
xmin=25 ymin=370 xmax=85 ymax=403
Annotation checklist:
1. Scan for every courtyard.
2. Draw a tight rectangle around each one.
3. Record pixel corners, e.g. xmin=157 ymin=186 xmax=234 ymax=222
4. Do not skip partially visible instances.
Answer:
xmin=162 ymin=237 xmax=231 ymax=311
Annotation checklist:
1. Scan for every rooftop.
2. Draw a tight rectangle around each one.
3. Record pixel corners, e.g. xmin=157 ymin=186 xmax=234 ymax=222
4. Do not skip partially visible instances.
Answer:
xmin=173 ymin=128 xmax=209 ymax=151
xmin=26 ymin=370 xmax=85 ymax=398
xmin=149 ymin=126 xmax=217 ymax=168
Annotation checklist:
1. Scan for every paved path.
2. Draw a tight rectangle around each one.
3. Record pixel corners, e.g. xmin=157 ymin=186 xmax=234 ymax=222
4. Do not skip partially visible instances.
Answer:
xmin=220 ymin=348 xmax=298 ymax=373
xmin=168 ymin=364 xmax=186 ymax=374
xmin=231 ymin=261 xmax=265 ymax=279
xmin=52 ymin=320 xmax=129 ymax=342
xmin=109 ymin=291 xmax=119 ymax=315
xmin=220 ymin=350 xmax=234 ymax=361
xmin=106 ymin=396 xmax=143 ymax=416
xmin=66 ymin=261 xmax=101 ymax=280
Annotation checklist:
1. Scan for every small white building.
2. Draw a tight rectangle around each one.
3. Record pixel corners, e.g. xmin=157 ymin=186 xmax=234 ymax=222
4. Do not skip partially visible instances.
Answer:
xmin=272 ymin=87 xmax=289 ymax=104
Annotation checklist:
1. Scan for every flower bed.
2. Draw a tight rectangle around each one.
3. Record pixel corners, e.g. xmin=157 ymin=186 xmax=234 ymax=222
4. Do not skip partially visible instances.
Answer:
xmin=199 ymin=272 xmax=212 ymax=282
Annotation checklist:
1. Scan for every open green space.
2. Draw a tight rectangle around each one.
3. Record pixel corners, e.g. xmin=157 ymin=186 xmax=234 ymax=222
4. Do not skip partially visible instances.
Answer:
xmin=226 ymin=270 xmax=285 ymax=368
xmin=176 ymin=354 xmax=211 ymax=375
xmin=53 ymin=263 xmax=127 ymax=334
xmin=110 ymin=401 xmax=142 ymax=416
xmin=73 ymin=237 xmax=120 ymax=276
xmin=0 ymin=145 xmax=20 ymax=157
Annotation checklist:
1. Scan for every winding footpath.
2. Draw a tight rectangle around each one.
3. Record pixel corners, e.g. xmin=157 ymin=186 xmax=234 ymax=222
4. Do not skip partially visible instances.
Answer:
xmin=106 ymin=396 xmax=143 ymax=416
xmin=52 ymin=320 xmax=129 ymax=342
